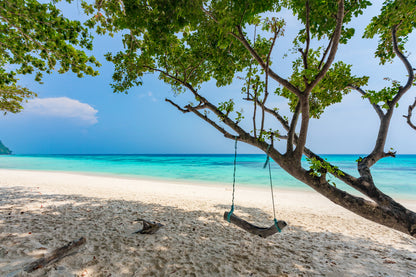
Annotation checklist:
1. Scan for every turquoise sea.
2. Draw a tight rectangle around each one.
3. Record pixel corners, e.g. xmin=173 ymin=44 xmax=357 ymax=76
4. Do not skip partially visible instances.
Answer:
xmin=0 ymin=154 xmax=415 ymax=199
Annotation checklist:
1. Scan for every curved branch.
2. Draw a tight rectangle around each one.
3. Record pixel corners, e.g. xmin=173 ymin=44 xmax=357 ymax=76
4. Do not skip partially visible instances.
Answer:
xmin=165 ymin=98 xmax=190 ymax=113
xmin=301 ymin=0 xmax=311 ymax=72
xmin=360 ymin=25 xmax=415 ymax=169
xmin=148 ymin=66 xmax=251 ymax=139
xmin=318 ymin=32 xmax=334 ymax=69
xmin=347 ymin=84 xmax=384 ymax=119
xmin=404 ymin=97 xmax=416 ymax=130
xmin=185 ymin=104 xmax=235 ymax=139
xmin=308 ymin=0 xmax=345 ymax=90
xmin=230 ymin=27 xmax=302 ymax=97
xmin=165 ymin=98 xmax=236 ymax=140
xmin=391 ymin=25 xmax=415 ymax=105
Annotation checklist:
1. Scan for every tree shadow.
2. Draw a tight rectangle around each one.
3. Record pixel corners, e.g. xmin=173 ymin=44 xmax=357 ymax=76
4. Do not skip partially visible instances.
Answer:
xmin=0 ymin=186 xmax=415 ymax=277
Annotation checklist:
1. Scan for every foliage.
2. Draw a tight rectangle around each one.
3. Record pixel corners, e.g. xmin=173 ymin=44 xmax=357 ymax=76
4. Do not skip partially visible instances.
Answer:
xmin=0 ymin=0 xmax=100 ymax=113
xmin=363 ymin=78 xmax=402 ymax=110
xmin=306 ymin=157 xmax=344 ymax=177
xmin=84 ymin=0 xmax=370 ymax=100
xmin=364 ymin=0 xmax=416 ymax=64
xmin=284 ymin=0 xmax=371 ymax=44
xmin=276 ymin=50 xmax=369 ymax=118
xmin=0 ymin=83 xmax=34 ymax=114
xmin=218 ymin=99 xmax=235 ymax=118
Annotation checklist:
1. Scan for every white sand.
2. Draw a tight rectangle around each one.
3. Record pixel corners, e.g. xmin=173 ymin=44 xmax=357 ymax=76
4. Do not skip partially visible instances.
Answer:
xmin=0 ymin=169 xmax=415 ymax=276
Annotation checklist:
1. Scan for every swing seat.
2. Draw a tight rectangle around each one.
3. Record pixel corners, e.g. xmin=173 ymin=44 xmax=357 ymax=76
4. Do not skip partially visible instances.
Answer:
xmin=224 ymin=211 xmax=287 ymax=238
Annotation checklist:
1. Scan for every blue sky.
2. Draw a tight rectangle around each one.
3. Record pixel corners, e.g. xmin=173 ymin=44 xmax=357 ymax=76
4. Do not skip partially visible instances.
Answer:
xmin=0 ymin=2 xmax=415 ymax=154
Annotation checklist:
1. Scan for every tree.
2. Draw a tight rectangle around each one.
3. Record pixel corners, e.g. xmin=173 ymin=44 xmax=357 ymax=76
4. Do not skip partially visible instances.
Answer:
xmin=0 ymin=0 xmax=100 ymax=114
xmin=84 ymin=0 xmax=416 ymax=237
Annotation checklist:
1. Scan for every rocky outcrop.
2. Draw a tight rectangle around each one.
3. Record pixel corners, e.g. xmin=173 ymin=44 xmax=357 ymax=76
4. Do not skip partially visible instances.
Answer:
xmin=0 ymin=140 xmax=12 ymax=155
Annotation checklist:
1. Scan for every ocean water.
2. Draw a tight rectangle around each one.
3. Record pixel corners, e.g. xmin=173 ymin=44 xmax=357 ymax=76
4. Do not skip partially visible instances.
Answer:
xmin=0 ymin=154 xmax=415 ymax=199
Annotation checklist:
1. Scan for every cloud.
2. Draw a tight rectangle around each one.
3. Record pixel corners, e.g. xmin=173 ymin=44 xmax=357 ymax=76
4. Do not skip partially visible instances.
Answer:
xmin=25 ymin=97 xmax=98 ymax=124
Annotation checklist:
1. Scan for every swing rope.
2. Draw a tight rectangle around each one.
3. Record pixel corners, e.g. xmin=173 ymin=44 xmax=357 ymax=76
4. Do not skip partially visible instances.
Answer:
xmin=265 ymin=144 xmax=281 ymax=233
xmin=228 ymin=136 xmax=281 ymax=232
xmin=227 ymin=136 xmax=238 ymax=222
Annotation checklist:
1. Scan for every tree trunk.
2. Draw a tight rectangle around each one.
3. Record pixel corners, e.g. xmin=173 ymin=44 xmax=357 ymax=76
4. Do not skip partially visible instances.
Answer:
xmin=276 ymin=157 xmax=416 ymax=238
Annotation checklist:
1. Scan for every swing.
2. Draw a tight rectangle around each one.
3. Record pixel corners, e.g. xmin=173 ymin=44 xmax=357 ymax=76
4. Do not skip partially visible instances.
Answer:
xmin=224 ymin=137 xmax=287 ymax=238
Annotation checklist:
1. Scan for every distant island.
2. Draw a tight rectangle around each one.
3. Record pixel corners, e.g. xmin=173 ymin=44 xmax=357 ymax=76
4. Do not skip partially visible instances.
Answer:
xmin=0 ymin=140 xmax=12 ymax=155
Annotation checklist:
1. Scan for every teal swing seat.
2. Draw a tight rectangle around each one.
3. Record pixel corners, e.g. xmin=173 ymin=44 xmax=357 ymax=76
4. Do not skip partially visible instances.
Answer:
xmin=224 ymin=137 xmax=287 ymax=238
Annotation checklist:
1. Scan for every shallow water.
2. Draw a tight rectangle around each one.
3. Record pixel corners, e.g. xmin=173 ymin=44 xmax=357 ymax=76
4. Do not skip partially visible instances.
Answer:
xmin=0 ymin=154 xmax=415 ymax=199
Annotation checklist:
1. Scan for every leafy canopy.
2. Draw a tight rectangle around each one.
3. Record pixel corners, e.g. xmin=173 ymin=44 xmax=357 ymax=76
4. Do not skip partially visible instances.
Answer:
xmin=364 ymin=0 xmax=416 ymax=64
xmin=0 ymin=0 xmax=100 ymax=114
xmin=84 ymin=0 xmax=373 ymax=120
xmin=362 ymin=0 xmax=416 ymax=110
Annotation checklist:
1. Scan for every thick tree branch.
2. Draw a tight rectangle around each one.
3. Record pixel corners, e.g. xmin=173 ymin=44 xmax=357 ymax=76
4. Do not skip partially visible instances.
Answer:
xmin=293 ymin=94 xmax=309 ymax=161
xmin=292 ymin=0 xmax=345 ymax=162
xmin=287 ymin=103 xmax=300 ymax=153
xmin=347 ymin=84 xmax=384 ymax=119
xmin=308 ymin=0 xmax=345 ymax=90
xmin=291 ymin=168 xmax=416 ymax=236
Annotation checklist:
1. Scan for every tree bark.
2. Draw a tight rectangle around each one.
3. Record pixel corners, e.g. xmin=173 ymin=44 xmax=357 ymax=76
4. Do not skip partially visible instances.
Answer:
xmin=273 ymin=154 xmax=416 ymax=238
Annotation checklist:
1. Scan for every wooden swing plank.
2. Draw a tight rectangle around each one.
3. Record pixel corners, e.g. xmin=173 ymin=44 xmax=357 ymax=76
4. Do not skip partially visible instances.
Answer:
xmin=224 ymin=212 xmax=287 ymax=238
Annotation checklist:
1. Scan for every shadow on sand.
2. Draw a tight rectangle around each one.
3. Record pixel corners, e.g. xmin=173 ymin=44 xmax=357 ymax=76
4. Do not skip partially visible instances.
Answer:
xmin=0 ymin=186 xmax=415 ymax=276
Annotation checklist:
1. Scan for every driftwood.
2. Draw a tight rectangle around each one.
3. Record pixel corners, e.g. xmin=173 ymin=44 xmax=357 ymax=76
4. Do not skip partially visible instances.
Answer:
xmin=23 ymin=237 xmax=86 ymax=273
xmin=134 ymin=219 xmax=163 ymax=234
xmin=224 ymin=211 xmax=287 ymax=238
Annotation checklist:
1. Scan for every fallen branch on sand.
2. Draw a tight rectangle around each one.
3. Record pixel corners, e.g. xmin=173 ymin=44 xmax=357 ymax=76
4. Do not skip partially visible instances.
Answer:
xmin=23 ymin=237 xmax=86 ymax=273
xmin=134 ymin=219 xmax=164 ymax=234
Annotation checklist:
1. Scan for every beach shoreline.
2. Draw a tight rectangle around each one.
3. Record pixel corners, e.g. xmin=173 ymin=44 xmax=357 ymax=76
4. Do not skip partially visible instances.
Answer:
xmin=1 ymin=169 xmax=415 ymax=276
xmin=2 ymin=167 xmax=416 ymax=202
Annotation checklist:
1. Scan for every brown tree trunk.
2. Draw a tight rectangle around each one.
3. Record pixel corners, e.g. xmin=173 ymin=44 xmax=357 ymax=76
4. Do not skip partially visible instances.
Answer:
xmin=275 ymin=155 xmax=416 ymax=238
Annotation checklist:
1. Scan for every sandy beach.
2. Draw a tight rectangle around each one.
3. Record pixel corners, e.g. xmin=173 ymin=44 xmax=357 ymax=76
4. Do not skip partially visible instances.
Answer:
xmin=0 ymin=169 xmax=415 ymax=276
